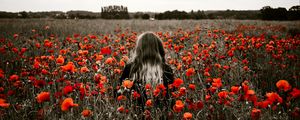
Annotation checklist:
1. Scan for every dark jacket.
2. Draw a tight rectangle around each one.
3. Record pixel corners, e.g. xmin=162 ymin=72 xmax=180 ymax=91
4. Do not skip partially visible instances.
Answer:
xmin=118 ymin=63 xmax=175 ymax=111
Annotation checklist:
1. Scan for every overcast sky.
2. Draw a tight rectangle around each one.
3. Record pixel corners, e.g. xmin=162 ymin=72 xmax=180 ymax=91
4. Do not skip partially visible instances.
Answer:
xmin=0 ymin=0 xmax=299 ymax=12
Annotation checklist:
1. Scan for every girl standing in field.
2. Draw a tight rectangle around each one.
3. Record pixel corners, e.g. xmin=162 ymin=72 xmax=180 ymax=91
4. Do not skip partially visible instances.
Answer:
xmin=118 ymin=32 xmax=174 ymax=119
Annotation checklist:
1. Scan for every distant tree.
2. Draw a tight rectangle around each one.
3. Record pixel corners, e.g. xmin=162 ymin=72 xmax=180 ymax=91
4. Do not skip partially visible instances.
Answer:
xmin=0 ymin=12 xmax=18 ymax=18
xmin=154 ymin=13 xmax=164 ymax=20
xmin=288 ymin=5 xmax=300 ymax=20
xmin=19 ymin=11 xmax=29 ymax=18
xmin=133 ymin=12 xmax=143 ymax=19
xmin=142 ymin=14 xmax=150 ymax=19
xmin=101 ymin=5 xmax=130 ymax=19
xmin=261 ymin=6 xmax=288 ymax=20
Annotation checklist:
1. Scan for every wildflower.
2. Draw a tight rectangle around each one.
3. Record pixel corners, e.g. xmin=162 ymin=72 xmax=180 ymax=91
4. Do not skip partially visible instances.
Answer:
xmin=183 ymin=112 xmax=192 ymax=120
xmin=189 ymin=84 xmax=196 ymax=91
xmin=56 ymin=55 xmax=64 ymax=65
xmin=214 ymin=63 xmax=221 ymax=68
xmin=231 ymin=86 xmax=239 ymax=94
xmin=290 ymin=88 xmax=300 ymax=99
xmin=101 ymin=46 xmax=112 ymax=55
xmin=44 ymin=39 xmax=52 ymax=48
xmin=145 ymin=84 xmax=152 ymax=90
xmin=218 ymin=91 xmax=228 ymax=99
xmin=276 ymin=80 xmax=291 ymax=92
xmin=119 ymin=60 xmax=125 ymax=67
xmin=78 ymin=50 xmax=89 ymax=56
xmin=204 ymin=71 xmax=210 ymax=77
xmin=212 ymin=78 xmax=222 ymax=88
xmin=63 ymin=85 xmax=73 ymax=95
xmin=251 ymin=108 xmax=261 ymax=120
xmin=173 ymin=78 xmax=183 ymax=88
xmin=0 ymin=69 xmax=4 ymax=78
xmin=123 ymin=80 xmax=133 ymax=89
xmin=81 ymin=109 xmax=93 ymax=117
xmin=13 ymin=34 xmax=18 ymax=39
xmin=117 ymin=106 xmax=124 ymax=113
xmin=145 ymin=99 xmax=152 ymax=107
xmin=117 ymin=95 xmax=126 ymax=101
xmin=243 ymin=66 xmax=249 ymax=71
xmin=33 ymin=79 xmax=46 ymax=88
xmin=179 ymin=87 xmax=186 ymax=95
xmin=256 ymin=101 xmax=269 ymax=109
xmin=61 ymin=98 xmax=78 ymax=111
xmin=223 ymin=65 xmax=230 ymax=70
xmin=36 ymin=92 xmax=50 ymax=103
xmin=266 ymin=92 xmax=283 ymax=104
xmin=205 ymin=94 xmax=211 ymax=101
xmin=105 ymin=57 xmax=114 ymax=64
xmin=173 ymin=100 xmax=184 ymax=112
xmin=186 ymin=68 xmax=195 ymax=77
xmin=9 ymin=74 xmax=19 ymax=82
xmin=80 ymin=66 xmax=90 ymax=73
xmin=247 ymin=90 xmax=255 ymax=95
xmin=144 ymin=110 xmax=151 ymax=119
xmin=0 ymin=98 xmax=10 ymax=108
xmin=41 ymin=69 xmax=49 ymax=75
xmin=61 ymin=62 xmax=77 ymax=72
xmin=197 ymin=101 xmax=204 ymax=110
xmin=132 ymin=91 xmax=141 ymax=99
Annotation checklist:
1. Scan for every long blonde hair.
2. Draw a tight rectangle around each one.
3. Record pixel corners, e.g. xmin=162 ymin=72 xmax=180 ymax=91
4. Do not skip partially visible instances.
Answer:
xmin=128 ymin=32 xmax=165 ymax=87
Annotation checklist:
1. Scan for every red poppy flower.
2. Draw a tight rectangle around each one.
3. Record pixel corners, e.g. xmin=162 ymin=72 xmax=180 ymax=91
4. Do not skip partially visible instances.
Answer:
xmin=218 ymin=91 xmax=228 ymax=99
xmin=9 ymin=74 xmax=19 ymax=82
xmin=0 ymin=98 xmax=10 ymax=108
xmin=186 ymin=68 xmax=195 ymax=77
xmin=266 ymin=92 xmax=283 ymax=104
xmin=183 ymin=112 xmax=192 ymax=120
xmin=251 ymin=108 xmax=261 ymax=120
xmin=0 ymin=69 xmax=4 ymax=79
xmin=204 ymin=72 xmax=210 ymax=77
xmin=56 ymin=55 xmax=64 ymax=65
xmin=101 ymin=46 xmax=112 ymax=55
xmin=196 ymin=101 xmax=204 ymax=110
xmin=132 ymin=91 xmax=141 ymax=99
xmin=31 ymin=78 xmax=44 ymax=86
xmin=247 ymin=90 xmax=255 ymax=95
xmin=81 ymin=109 xmax=93 ymax=117
xmin=117 ymin=95 xmax=126 ymax=101
xmin=145 ymin=99 xmax=153 ymax=107
xmin=145 ymin=84 xmax=152 ymax=90
xmin=105 ymin=57 xmax=114 ymax=65
xmin=61 ymin=98 xmax=78 ymax=111
xmin=61 ymin=62 xmax=77 ymax=72
xmin=256 ymin=101 xmax=269 ymax=109
xmin=80 ymin=66 xmax=90 ymax=73
xmin=63 ymin=85 xmax=73 ymax=95
xmin=117 ymin=106 xmax=124 ymax=113
xmin=231 ymin=86 xmax=239 ymax=94
xmin=173 ymin=100 xmax=184 ymax=112
xmin=212 ymin=78 xmax=222 ymax=88
xmin=123 ymin=80 xmax=133 ymax=89
xmin=188 ymin=84 xmax=196 ymax=90
xmin=119 ymin=60 xmax=125 ymax=67
xmin=276 ymin=80 xmax=291 ymax=92
xmin=173 ymin=78 xmax=183 ymax=88
xmin=36 ymin=92 xmax=50 ymax=103
xmin=290 ymin=88 xmax=300 ymax=99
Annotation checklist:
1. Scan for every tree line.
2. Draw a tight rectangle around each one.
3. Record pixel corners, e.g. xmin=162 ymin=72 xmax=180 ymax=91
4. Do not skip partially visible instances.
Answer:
xmin=0 ymin=5 xmax=299 ymax=20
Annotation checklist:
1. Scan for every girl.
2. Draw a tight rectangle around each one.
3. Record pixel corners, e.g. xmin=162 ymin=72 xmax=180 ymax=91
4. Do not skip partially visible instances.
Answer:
xmin=118 ymin=32 xmax=174 ymax=118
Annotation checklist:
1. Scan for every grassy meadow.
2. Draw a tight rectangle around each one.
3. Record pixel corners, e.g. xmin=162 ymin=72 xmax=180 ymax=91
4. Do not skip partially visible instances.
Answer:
xmin=0 ymin=19 xmax=299 ymax=119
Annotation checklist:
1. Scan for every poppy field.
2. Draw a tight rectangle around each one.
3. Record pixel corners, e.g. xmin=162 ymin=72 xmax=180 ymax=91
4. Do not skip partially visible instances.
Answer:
xmin=0 ymin=19 xmax=300 ymax=119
